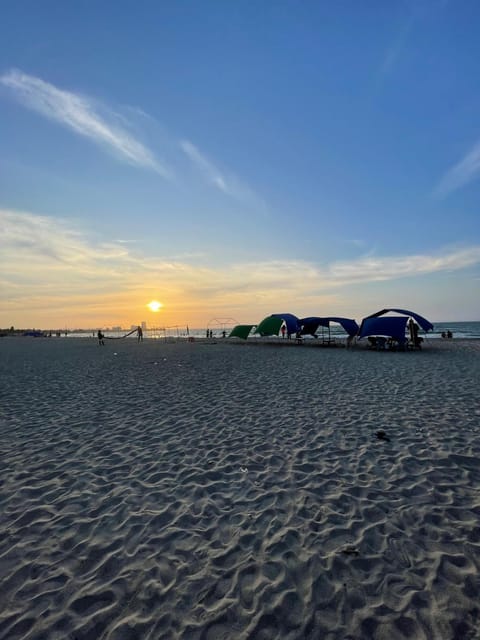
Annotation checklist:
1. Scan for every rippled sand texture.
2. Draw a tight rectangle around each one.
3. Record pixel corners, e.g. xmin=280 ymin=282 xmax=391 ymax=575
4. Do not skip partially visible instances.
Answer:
xmin=1 ymin=337 xmax=479 ymax=640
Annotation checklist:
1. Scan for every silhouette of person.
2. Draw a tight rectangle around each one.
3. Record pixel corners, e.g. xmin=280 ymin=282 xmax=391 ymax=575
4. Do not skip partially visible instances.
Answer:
xmin=137 ymin=325 xmax=143 ymax=342
xmin=281 ymin=325 xmax=286 ymax=339
xmin=97 ymin=330 xmax=105 ymax=346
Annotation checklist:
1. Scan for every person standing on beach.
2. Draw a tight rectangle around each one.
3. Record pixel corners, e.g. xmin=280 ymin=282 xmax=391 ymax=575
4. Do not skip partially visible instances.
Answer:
xmin=97 ymin=330 xmax=105 ymax=346
xmin=137 ymin=325 xmax=143 ymax=342
xmin=281 ymin=324 xmax=286 ymax=339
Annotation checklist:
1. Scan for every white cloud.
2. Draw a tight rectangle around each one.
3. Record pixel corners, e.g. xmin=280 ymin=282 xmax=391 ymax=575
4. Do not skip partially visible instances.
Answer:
xmin=180 ymin=140 xmax=229 ymax=192
xmin=380 ymin=17 xmax=414 ymax=75
xmin=328 ymin=247 xmax=480 ymax=283
xmin=435 ymin=140 xmax=480 ymax=197
xmin=0 ymin=69 xmax=170 ymax=177
xmin=0 ymin=70 xmax=266 ymax=207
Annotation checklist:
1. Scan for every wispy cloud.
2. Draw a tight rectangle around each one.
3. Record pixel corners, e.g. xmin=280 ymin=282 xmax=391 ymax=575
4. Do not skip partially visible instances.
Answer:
xmin=379 ymin=1 xmax=447 ymax=75
xmin=0 ymin=69 xmax=170 ymax=177
xmin=380 ymin=16 xmax=415 ymax=75
xmin=180 ymin=139 xmax=264 ymax=209
xmin=435 ymin=140 xmax=480 ymax=197
xmin=328 ymin=247 xmax=480 ymax=284
xmin=180 ymin=140 xmax=229 ymax=193
xmin=0 ymin=69 xmax=265 ymax=206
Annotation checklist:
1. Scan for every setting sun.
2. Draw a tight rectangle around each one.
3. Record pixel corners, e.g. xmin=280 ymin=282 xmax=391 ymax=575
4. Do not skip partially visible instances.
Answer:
xmin=147 ymin=300 xmax=163 ymax=312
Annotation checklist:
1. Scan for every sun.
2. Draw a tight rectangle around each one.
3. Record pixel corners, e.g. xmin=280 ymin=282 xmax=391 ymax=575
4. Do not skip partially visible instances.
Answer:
xmin=147 ymin=300 xmax=163 ymax=312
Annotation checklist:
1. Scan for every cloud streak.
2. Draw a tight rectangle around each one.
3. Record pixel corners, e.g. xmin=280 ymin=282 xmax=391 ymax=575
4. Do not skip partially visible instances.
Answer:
xmin=380 ymin=16 xmax=414 ymax=75
xmin=0 ymin=69 xmax=263 ymax=205
xmin=0 ymin=69 xmax=170 ymax=177
xmin=328 ymin=248 xmax=480 ymax=284
xmin=180 ymin=140 xmax=229 ymax=193
xmin=180 ymin=139 xmax=264 ymax=208
xmin=435 ymin=140 xmax=480 ymax=197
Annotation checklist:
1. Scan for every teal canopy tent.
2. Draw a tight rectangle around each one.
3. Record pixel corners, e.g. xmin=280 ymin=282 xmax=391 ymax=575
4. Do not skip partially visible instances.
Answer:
xmin=254 ymin=316 xmax=284 ymax=337
xmin=229 ymin=324 xmax=255 ymax=340
xmin=255 ymin=313 xmax=299 ymax=337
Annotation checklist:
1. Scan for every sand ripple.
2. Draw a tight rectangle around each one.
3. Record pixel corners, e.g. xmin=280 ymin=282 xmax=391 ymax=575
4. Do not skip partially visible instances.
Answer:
xmin=0 ymin=338 xmax=479 ymax=639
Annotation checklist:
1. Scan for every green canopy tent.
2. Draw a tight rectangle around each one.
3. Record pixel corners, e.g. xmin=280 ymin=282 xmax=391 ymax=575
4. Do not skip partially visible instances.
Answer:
xmin=254 ymin=316 xmax=284 ymax=337
xmin=228 ymin=324 xmax=255 ymax=340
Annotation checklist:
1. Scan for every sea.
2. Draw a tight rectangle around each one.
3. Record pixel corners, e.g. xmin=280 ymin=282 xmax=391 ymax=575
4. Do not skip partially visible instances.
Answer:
xmin=61 ymin=320 xmax=480 ymax=340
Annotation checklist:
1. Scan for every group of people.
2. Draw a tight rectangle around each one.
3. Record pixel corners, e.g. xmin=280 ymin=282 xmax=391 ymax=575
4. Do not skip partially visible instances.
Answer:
xmin=205 ymin=329 xmax=227 ymax=338
xmin=441 ymin=330 xmax=453 ymax=339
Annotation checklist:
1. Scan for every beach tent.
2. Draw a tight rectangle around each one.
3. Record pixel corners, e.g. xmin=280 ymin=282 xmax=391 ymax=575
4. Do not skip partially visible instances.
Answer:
xmin=254 ymin=315 xmax=284 ymax=337
xmin=361 ymin=308 xmax=434 ymax=333
xmin=358 ymin=316 xmax=410 ymax=343
xmin=299 ymin=317 xmax=359 ymax=338
xmin=255 ymin=313 xmax=299 ymax=337
xmin=229 ymin=324 xmax=256 ymax=340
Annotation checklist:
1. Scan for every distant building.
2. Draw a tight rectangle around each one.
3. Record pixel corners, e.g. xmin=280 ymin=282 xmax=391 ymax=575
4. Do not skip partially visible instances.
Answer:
xmin=112 ymin=326 xmax=122 ymax=332
xmin=141 ymin=321 xmax=147 ymax=331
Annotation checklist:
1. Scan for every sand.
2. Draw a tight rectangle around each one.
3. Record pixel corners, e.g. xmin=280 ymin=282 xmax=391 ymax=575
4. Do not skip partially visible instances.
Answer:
xmin=0 ymin=336 xmax=479 ymax=640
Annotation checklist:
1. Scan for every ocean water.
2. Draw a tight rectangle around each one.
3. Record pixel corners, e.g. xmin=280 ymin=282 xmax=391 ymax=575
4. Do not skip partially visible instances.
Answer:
xmin=426 ymin=321 xmax=480 ymax=339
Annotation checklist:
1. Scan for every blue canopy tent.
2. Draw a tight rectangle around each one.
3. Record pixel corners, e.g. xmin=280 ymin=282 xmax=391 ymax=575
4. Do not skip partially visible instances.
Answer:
xmin=358 ymin=316 xmax=410 ymax=344
xmin=299 ymin=317 xmax=359 ymax=339
xmin=358 ymin=309 xmax=433 ymax=348
xmin=254 ymin=313 xmax=300 ymax=337
xmin=361 ymin=308 xmax=433 ymax=333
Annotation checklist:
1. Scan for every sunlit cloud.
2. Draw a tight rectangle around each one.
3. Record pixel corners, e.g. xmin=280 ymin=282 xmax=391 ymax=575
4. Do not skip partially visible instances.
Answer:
xmin=435 ymin=140 xmax=480 ymax=197
xmin=328 ymin=248 xmax=480 ymax=283
xmin=2 ymin=208 xmax=480 ymax=326
xmin=0 ymin=69 xmax=170 ymax=178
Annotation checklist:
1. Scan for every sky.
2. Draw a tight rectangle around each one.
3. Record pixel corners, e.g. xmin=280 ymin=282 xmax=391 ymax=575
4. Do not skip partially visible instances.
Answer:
xmin=1 ymin=0 xmax=479 ymax=329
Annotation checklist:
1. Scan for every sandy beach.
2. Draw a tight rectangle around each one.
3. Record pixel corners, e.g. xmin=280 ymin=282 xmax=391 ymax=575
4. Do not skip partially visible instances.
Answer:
xmin=0 ymin=337 xmax=479 ymax=640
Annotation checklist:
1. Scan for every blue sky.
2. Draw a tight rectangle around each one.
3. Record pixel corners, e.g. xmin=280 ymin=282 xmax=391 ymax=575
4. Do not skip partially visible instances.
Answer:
xmin=1 ymin=0 xmax=479 ymax=328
